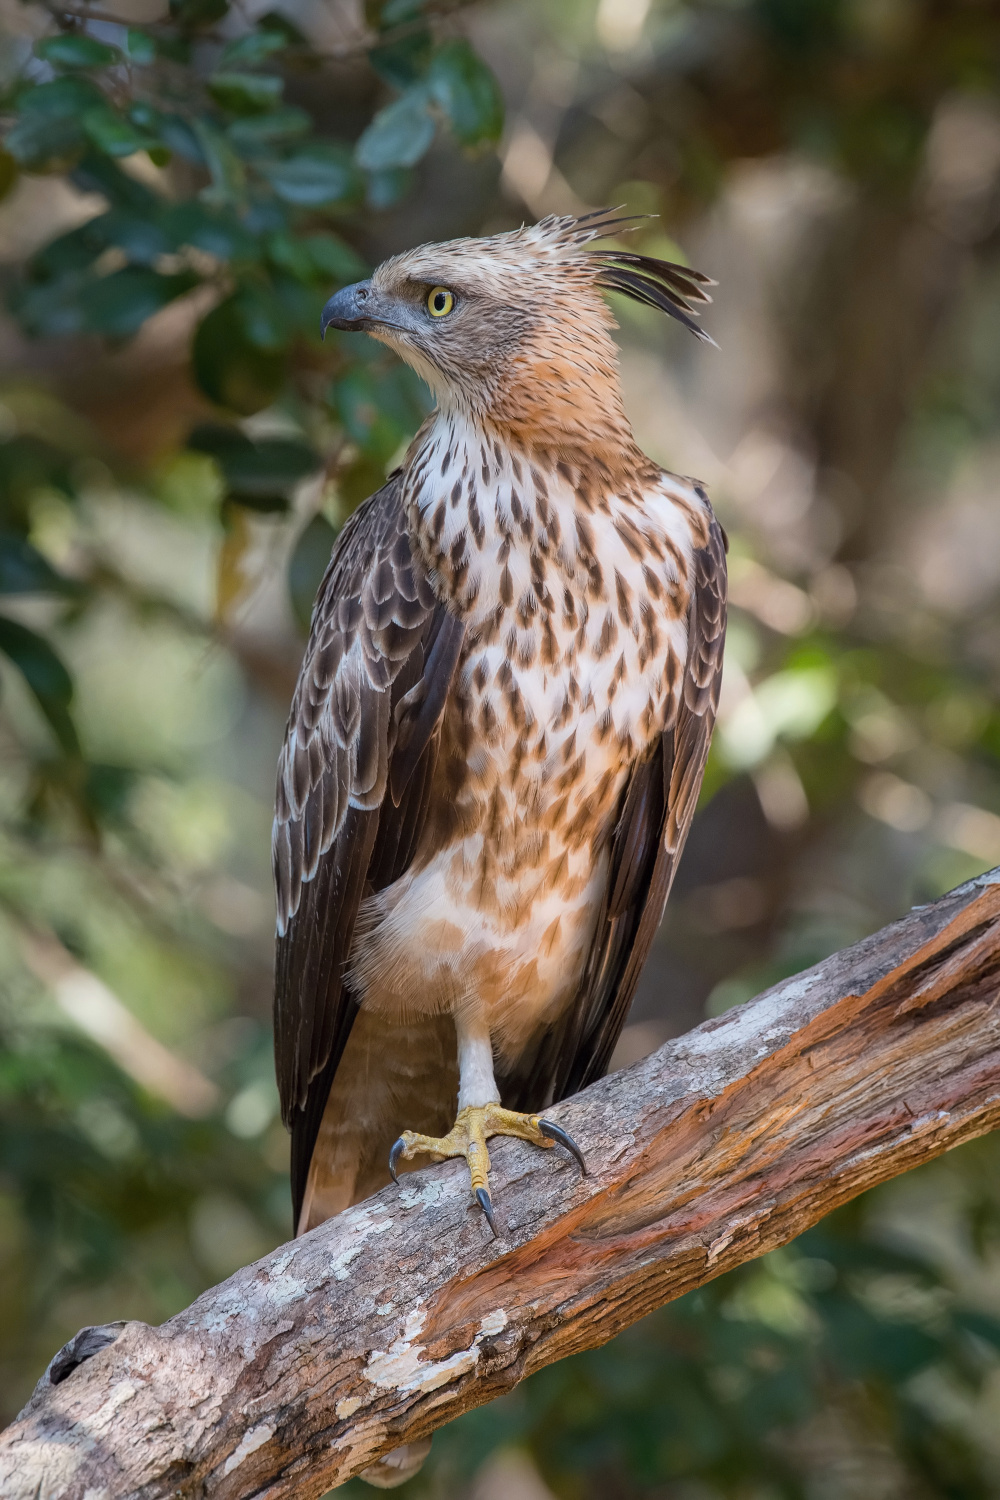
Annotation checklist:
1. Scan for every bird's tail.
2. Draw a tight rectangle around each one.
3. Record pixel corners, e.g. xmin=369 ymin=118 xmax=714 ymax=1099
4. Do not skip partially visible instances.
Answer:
xmin=358 ymin=1441 xmax=432 ymax=1489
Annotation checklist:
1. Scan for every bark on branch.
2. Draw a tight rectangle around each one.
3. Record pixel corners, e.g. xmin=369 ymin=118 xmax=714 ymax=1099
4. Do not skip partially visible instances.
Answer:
xmin=3 ymin=869 xmax=1000 ymax=1500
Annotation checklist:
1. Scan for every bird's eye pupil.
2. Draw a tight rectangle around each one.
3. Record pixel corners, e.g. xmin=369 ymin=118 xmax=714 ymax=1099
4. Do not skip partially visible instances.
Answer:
xmin=427 ymin=286 xmax=454 ymax=317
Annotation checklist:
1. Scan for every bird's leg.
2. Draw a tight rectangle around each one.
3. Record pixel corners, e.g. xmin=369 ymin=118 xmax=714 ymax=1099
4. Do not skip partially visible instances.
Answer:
xmin=389 ymin=1010 xmax=586 ymax=1236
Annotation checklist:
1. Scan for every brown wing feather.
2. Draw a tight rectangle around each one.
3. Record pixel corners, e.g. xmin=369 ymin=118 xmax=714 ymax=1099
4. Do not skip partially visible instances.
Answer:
xmin=501 ymin=513 xmax=727 ymax=1110
xmin=272 ymin=474 xmax=463 ymax=1226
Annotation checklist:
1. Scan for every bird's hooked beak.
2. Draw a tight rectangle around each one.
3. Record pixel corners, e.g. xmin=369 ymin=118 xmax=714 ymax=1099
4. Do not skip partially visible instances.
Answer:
xmin=320 ymin=279 xmax=375 ymax=339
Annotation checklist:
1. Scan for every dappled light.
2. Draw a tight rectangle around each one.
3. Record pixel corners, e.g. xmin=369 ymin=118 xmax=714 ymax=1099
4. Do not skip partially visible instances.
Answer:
xmin=1 ymin=0 xmax=1000 ymax=1494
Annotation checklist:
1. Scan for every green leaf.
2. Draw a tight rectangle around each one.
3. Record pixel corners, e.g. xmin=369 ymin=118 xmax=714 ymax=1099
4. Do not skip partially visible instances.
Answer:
xmin=219 ymin=30 xmax=287 ymax=68
xmin=270 ymin=271 xmax=322 ymax=334
xmin=365 ymin=165 xmax=412 ymax=209
xmin=368 ymin=31 xmax=433 ymax=90
xmin=232 ymin=282 xmax=293 ymax=350
xmin=126 ymin=29 xmax=158 ymax=65
xmin=101 ymin=209 xmax=171 ymax=265
xmin=208 ymin=71 xmax=284 ymax=115
xmin=82 ymin=106 xmax=153 ymax=159
xmin=187 ymin=423 xmax=320 ymax=510
xmin=83 ymin=762 xmax=141 ymax=823
xmin=5 ymin=113 xmax=84 ymax=172
xmin=355 ymin=89 xmax=435 ymax=171
xmin=6 ymin=80 xmax=102 ymax=172
xmin=427 ymin=40 xmax=503 ymax=147
xmin=265 ymin=230 xmax=365 ymax=285
xmin=244 ymin=198 xmax=288 ymax=235
xmin=0 ymin=532 xmax=75 ymax=595
xmin=259 ymin=143 xmax=358 ymax=206
xmin=161 ymin=202 xmax=258 ymax=260
xmin=288 ymin=513 xmax=337 ymax=631
xmin=301 ymin=233 xmax=367 ymax=282
xmin=192 ymin=296 xmax=286 ymax=413
xmin=156 ymin=114 xmax=206 ymax=165
xmin=0 ymin=615 xmax=79 ymax=754
xmin=15 ymin=76 xmax=105 ymax=118
xmin=31 ymin=220 xmax=104 ymax=279
xmin=82 ymin=267 xmax=199 ymax=338
xmin=954 ymin=1310 xmax=1000 ymax=1349
xmin=335 ymin=368 xmax=382 ymax=444
xmin=192 ymin=118 xmax=246 ymax=206
xmin=228 ymin=438 xmax=320 ymax=505
xmin=227 ymin=107 xmax=311 ymax=154
xmin=821 ymin=1294 xmax=941 ymax=1382
xmin=71 ymin=149 xmax=158 ymax=211
xmin=0 ymin=436 xmax=76 ymax=521
xmin=271 ymin=276 xmax=322 ymax=337
xmin=9 ymin=275 xmax=87 ymax=337
xmin=128 ymin=101 xmax=160 ymax=132
xmin=334 ymin=367 xmax=415 ymax=461
xmin=265 ymin=232 xmax=314 ymax=282
xmin=35 ymin=34 xmax=121 ymax=70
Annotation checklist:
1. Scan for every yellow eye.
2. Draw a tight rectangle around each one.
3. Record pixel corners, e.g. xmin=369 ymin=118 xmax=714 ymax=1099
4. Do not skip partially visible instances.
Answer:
xmin=427 ymin=286 xmax=454 ymax=318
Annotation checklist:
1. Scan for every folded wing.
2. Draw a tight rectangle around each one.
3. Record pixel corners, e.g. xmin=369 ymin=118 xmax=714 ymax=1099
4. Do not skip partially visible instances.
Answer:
xmin=272 ymin=475 xmax=464 ymax=1226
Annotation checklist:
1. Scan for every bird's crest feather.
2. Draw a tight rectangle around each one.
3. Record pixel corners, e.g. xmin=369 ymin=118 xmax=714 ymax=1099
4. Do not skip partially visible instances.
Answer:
xmin=511 ymin=208 xmax=717 ymax=344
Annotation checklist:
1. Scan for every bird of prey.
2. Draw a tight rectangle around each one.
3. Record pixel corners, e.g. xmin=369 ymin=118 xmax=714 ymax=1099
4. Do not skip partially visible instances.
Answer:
xmin=273 ymin=210 xmax=727 ymax=1249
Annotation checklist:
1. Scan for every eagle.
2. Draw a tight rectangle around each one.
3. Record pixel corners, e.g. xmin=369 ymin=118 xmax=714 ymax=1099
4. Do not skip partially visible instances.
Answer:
xmin=273 ymin=210 xmax=727 ymax=1252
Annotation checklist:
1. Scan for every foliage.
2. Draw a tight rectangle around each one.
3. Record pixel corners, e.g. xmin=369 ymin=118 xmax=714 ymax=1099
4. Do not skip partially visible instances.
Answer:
xmin=0 ymin=1020 xmax=286 ymax=1398
xmin=1 ymin=0 xmax=1000 ymax=1496
xmin=386 ymin=1159 xmax=1000 ymax=1497
xmin=0 ymin=0 xmax=501 ymax=747
xmin=0 ymin=0 xmax=498 ymax=1423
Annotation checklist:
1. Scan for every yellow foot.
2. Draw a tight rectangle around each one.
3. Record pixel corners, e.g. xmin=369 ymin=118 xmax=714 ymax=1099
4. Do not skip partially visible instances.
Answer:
xmin=389 ymin=1103 xmax=586 ymax=1236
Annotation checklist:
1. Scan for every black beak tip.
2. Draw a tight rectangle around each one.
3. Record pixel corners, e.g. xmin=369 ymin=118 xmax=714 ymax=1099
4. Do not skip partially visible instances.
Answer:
xmin=320 ymin=280 xmax=371 ymax=340
xmin=319 ymin=303 xmax=341 ymax=340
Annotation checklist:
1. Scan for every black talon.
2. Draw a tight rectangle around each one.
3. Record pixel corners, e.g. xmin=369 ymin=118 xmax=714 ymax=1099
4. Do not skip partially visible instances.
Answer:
xmin=475 ymin=1186 xmax=498 ymax=1237
xmin=389 ymin=1136 xmax=405 ymax=1185
xmin=539 ymin=1119 xmax=588 ymax=1176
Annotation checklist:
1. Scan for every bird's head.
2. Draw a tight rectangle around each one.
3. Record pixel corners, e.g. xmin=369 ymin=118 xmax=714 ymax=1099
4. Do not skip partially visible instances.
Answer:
xmin=321 ymin=211 xmax=713 ymax=465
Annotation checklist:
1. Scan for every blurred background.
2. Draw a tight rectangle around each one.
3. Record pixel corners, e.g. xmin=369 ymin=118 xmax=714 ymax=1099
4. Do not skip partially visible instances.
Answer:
xmin=2 ymin=0 xmax=1000 ymax=1494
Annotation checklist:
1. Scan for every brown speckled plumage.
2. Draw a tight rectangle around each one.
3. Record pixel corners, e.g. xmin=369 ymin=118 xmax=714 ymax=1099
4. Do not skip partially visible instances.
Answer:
xmin=273 ymin=212 xmax=727 ymax=1236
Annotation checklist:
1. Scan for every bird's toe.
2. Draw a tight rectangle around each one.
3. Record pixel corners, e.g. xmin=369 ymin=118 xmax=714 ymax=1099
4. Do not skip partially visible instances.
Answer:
xmin=387 ymin=1104 xmax=582 ymax=1237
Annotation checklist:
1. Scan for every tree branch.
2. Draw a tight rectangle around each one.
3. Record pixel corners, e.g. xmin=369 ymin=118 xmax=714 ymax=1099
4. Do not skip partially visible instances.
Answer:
xmin=3 ymin=869 xmax=1000 ymax=1499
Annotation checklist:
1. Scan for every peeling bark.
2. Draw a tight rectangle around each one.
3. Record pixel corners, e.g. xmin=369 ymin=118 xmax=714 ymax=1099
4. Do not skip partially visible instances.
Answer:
xmin=2 ymin=868 xmax=999 ymax=1500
